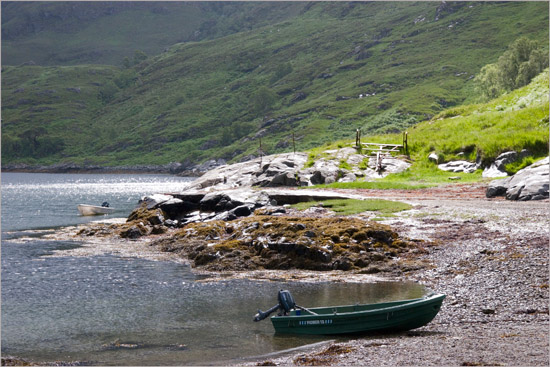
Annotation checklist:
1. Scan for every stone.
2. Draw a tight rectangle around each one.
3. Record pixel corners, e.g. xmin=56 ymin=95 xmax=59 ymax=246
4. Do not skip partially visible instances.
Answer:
xmin=139 ymin=194 xmax=173 ymax=209
xmin=214 ymin=196 xmax=243 ymax=212
xmin=338 ymin=172 xmax=357 ymax=183
xmin=120 ymin=225 xmax=146 ymax=239
xmin=159 ymin=199 xmax=198 ymax=219
xmin=481 ymin=308 xmax=496 ymax=315
xmin=483 ymin=151 xmax=518 ymax=178
xmin=230 ymin=205 xmax=253 ymax=218
xmin=486 ymin=178 xmax=510 ymax=198
xmin=147 ymin=210 xmax=165 ymax=226
xmin=309 ymin=171 xmax=326 ymax=185
xmin=200 ymin=193 xmax=231 ymax=212
xmin=262 ymin=172 xmax=298 ymax=187
xmin=428 ymin=152 xmax=439 ymax=163
xmin=505 ymin=157 xmax=549 ymax=201
xmin=438 ymin=160 xmax=477 ymax=173
xmin=482 ymin=165 xmax=509 ymax=178
xmin=164 ymin=219 xmax=178 ymax=228
xmin=485 ymin=157 xmax=549 ymax=201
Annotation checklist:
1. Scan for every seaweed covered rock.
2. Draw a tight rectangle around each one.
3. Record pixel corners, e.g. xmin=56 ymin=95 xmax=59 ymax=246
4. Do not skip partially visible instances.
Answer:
xmin=120 ymin=223 xmax=149 ymax=239
xmin=148 ymin=215 xmax=425 ymax=272
xmin=127 ymin=204 xmax=167 ymax=226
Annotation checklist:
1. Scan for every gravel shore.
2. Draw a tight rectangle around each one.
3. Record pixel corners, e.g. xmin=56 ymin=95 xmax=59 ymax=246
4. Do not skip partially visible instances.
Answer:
xmin=4 ymin=184 xmax=548 ymax=366
xmin=250 ymin=187 xmax=549 ymax=366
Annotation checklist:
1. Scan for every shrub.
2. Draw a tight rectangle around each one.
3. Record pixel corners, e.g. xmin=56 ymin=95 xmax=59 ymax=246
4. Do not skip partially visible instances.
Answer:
xmin=475 ymin=37 xmax=549 ymax=100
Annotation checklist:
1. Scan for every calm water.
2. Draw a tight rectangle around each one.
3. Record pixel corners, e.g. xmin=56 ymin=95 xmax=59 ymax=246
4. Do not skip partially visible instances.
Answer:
xmin=1 ymin=172 xmax=425 ymax=365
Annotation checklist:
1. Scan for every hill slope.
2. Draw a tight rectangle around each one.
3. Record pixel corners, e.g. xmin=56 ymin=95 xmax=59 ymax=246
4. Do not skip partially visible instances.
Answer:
xmin=1 ymin=1 xmax=309 ymax=66
xmin=1 ymin=1 xmax=548 ymax=168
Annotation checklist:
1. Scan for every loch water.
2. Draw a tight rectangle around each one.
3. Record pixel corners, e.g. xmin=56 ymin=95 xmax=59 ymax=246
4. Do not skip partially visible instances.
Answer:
xmin=1 ymin=172 xmax=425 ymax=365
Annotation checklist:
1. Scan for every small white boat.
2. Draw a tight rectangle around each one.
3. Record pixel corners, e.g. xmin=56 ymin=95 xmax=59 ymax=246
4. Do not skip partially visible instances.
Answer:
xmin=77 ymin=203 xmax=116 ymax=216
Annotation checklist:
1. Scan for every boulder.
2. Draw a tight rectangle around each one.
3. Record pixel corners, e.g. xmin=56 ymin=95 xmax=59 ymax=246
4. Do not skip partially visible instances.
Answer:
xmin=305 ymin=159 xmax=340 ymax=185
xmin=120 ymin=225 xmax=147 ymax=239
xmin=486 ymin=157 xmax=549 ymax=200
xmin=486 ymin=178 xmax=509 ymax=198
xmin=214 ymin=196 xmax=243 ymax=212
xmin=482 ymin=165 xmax=509 ymax=178
xmin=482 ymin=150 xmax=531 ymax=178
xmin=438 ymin=160 xmax=477 ymax=173
xmin=139 ymin=194 xmax=173 ymax=209
xmin=339 ymin=172 xmax=357 ymax=183
xmin=505 ymin=157 xmax=549 ymax=201
xmin=200 ymin=193 xmax=231 ymax=212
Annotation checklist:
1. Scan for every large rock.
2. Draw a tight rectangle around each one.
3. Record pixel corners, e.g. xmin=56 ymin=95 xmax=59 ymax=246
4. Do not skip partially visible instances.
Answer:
xmin=181 ymin=148 xmax=413 ymax=191
xmin=482 ymin=150 xmax=531 ymax=178
xmin=139 ymin=194 xmax=174 ymax=209
xmin=486 ymin=157 xmax=549 ymax=200
xmin=438 ymin=160 xmax=478 ymax=173
xmin=304 ymin=159 xmax=340 ymax=185
xmin=253 ymin=157 xmax=301 ymax=187
xmin=486 ymin=178 xmax=509 ymax=198
xmin=506 ymin=157 xmax=549 ymax=201
xmin=200 ymin=193 xmax=239 ymax=212
xmin=183 ymin=152 xmax=308 ymax=191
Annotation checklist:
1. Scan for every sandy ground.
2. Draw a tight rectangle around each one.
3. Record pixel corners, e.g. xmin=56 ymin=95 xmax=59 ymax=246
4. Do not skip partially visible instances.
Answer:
xmin=246 ymin=185 xmax=549 ymax=366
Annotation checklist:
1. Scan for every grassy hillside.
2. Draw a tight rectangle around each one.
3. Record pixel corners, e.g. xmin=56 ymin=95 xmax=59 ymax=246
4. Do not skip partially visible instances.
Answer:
xmin=1 ymin=1 xmax=309 ymax=66
xmin=1 ymin=1 xmax=548 ymax=168
xmin=317 ymin=68 xmax=549 ymax=188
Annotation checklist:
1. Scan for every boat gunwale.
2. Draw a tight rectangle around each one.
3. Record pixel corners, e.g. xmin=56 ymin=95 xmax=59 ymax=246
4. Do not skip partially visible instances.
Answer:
xmin=271 ymin=293 xmax=445 ymax=320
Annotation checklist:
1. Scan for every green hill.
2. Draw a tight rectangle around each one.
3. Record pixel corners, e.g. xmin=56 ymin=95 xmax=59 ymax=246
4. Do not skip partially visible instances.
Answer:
xmin=1 ymin=1 xmax=548 ymax=168
xmin=304 ymin=69 xmax=548 ymax=190
xmin=1 ymin=1 xmax=309 ymax=66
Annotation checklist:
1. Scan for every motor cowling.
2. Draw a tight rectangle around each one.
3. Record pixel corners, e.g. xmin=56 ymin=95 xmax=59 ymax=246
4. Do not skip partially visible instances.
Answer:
xmin=277 ymin=290 xmax=296 ymax=314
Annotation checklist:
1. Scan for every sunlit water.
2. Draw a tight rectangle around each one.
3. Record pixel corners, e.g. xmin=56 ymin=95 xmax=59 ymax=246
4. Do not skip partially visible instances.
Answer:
xmin=1 ymin=173 xmax=425 ymax=365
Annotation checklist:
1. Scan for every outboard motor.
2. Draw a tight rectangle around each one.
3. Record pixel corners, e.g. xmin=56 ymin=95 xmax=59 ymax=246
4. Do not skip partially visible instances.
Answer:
xmin=254 ymin=290 xmax=300 ymax=322
xmin=277 ymin=290 xmax=296 ymax=314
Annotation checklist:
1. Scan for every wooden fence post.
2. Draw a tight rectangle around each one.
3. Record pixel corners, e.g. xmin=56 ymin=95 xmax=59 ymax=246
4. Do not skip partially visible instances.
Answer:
xmin=259 ymin=137 xmax=263 ymax=166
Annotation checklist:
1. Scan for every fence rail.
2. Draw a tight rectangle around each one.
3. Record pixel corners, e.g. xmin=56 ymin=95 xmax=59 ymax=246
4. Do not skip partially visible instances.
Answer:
xmin=354 ymin=130 xmax=409 ymax=172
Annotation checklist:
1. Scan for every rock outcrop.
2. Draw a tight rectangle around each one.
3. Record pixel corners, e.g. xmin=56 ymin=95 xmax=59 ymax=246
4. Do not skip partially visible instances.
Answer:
xmin=128 ymin=187 xmax=366 ymax=233
xmin=181 ymin=148 xmax=411 ymax=192
xmin=438 ymin=160 xmax=478 ymax=173
xmin=482 ymin=150 xmax=531 ymax=178
xmin=486 ymin=157 xmax=549 ymax=200
xmin=147 ymin=214 xmax=423 ymax=272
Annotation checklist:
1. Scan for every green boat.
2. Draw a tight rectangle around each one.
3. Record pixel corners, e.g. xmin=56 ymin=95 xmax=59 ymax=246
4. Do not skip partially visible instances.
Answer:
xmin=254 ymin=290 xmax=445 ymax=335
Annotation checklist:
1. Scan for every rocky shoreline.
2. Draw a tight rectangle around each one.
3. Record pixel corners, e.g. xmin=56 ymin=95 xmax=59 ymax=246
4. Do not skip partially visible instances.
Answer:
xmin=243 ymin=195 xmax=549 ymax=366
xmin=3 ymin=183 xmax=546 ymax=366
xmin=2 ymin=148 xmax=548 ymax=366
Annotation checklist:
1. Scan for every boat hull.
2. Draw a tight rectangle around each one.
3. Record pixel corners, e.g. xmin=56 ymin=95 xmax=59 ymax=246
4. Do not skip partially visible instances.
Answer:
xmin=77 ymin=204 xmax=116 ymax=216
xmin=271 ymin=293 xmax=445 ymax=335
